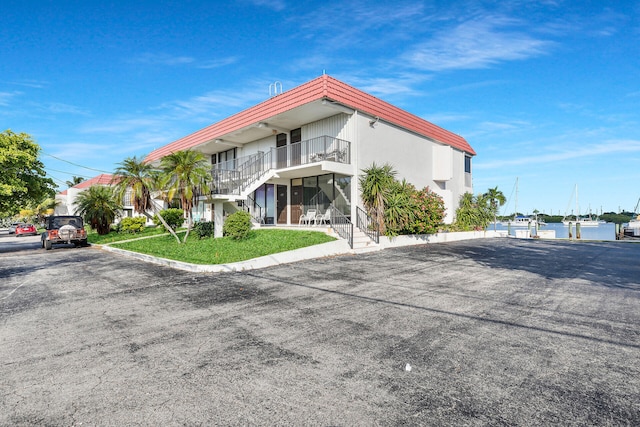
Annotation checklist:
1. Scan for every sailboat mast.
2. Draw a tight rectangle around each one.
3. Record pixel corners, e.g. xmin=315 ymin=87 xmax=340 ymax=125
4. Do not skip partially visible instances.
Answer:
xmin=515 ymin=177 xmax=519 ymax=217
xmin=576 ymin=184 xmax=579 ymax=220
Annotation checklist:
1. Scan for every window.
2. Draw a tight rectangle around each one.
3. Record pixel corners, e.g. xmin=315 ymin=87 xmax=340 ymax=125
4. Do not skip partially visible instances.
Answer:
xmin=214 ymin=148 xmax=237 ymax=169
xmin=464 ymin=155 xmax=472 ymax=174
xmin=300 ymin=173 xmax=351 ymax=216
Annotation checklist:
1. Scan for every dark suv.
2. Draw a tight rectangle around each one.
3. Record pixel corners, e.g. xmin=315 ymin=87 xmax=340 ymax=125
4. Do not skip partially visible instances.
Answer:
xmin=41 ymin=215 xmax=88 ymax=250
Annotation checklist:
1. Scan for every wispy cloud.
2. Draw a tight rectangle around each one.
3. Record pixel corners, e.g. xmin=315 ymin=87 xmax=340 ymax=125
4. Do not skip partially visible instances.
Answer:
xmin=340 ymin=73 xmax=430 ymax=97
xmin=130 ymin=53 xmax=196 ymax=66
xmin=477 ymin=139 xmax=640 ymax=169
xmin=0 ymin=91 xmax=21 ymax=106
xmin=197 ymin=57 xmax=239 ymax=69
xmin=45 ymin=102 xmax=89 ymax=115
xmin=129 ymin=53 xmax=238 ymax=70
xmin=246 ymin=0 xmax=286 ymax=11
xmin=404 ymin=15 xmax=553 ymax=71
xmin=422 ymin=112 xmax=471 ymax=124
xmin=78 ymin=118 xmax=164 ymax=134
xmin=155 ymin=88 xmax=263 ymax=120
xmin=7 ymin=79 xmax=48 ymax=89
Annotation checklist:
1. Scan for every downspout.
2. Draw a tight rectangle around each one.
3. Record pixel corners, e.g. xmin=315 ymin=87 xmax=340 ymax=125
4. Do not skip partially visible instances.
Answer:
xmin=351 ymin=110 xmax=359 ymax=221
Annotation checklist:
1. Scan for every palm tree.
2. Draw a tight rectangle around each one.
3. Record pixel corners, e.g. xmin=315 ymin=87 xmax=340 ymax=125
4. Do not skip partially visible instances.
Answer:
xmin=112 ymin=156 xmax=181 ymax=243
xmin=484 ymin=186 xmax=506 ymax=230
xmin=65 ymin=176 xmax=85 ymax=188
xmin=74 ymin=186 xmax=122 ymax=235
xmin=160 ymin=150 xmax=212 ymax=242
xmin=359 ymin=162 xmax=397 ymax=235
xmin=35 ymin=197 xmax=59 ymax=224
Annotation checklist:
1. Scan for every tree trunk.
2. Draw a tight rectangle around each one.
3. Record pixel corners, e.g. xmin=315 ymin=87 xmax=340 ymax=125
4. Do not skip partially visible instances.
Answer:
xmin=147 ymin=208 xmax=181 ymax=243
xmin=183 ymin=211 xmax=192 ymax=243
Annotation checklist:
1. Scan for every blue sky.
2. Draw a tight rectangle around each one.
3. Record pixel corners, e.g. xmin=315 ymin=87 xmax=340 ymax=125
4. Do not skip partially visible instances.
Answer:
xmin=2 ymin=0 xmax=639 ymax=215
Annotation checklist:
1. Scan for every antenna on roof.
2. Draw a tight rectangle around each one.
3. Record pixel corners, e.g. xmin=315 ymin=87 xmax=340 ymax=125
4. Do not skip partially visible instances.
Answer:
xmin=269 ymin=81 xmax=282 ymax=97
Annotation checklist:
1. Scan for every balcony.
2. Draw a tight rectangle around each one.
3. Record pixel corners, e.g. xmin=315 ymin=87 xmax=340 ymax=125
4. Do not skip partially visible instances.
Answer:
xmin=211 ymin=135 xmax=351 ymax=196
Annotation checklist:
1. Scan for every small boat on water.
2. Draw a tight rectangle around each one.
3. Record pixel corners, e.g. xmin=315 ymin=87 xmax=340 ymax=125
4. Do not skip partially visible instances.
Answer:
xmin=562 ymin=184 xmax=601 ymax=227
xmin=562 ymin=216 xmax=601 ymax=227
xmin=509 ymin=215 xmax=534 ymax=227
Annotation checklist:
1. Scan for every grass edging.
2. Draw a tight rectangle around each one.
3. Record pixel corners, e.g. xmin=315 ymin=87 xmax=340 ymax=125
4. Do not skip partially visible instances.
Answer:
xmin=100 ymin=239 xmax=352 ymax=273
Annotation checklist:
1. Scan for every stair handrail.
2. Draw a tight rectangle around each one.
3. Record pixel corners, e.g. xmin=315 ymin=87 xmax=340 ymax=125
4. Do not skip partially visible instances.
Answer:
xmin=356 ymin=206 xmax=379 ymax=244
xmin=330 ymin=203 xmax=353 ymax=248
xmin=238 ymin=194 xmax=264 ymax=224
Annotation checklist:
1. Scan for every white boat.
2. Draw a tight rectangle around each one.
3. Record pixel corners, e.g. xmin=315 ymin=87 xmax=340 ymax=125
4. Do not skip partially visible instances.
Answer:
xmin=562 ymin=216 xmax=601 ymax=227
xmin=509 ymin=215 xmax=534 ymax=227
xmin=562 ymin=184 xmax=601 ymax=227
xmin=505 ymin=177 xmax=539 ymax=227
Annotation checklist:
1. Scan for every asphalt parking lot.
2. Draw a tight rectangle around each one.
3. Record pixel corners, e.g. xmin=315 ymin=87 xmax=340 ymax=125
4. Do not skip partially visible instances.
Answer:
xmin=1 ymin=237 xmax=639 ymax=425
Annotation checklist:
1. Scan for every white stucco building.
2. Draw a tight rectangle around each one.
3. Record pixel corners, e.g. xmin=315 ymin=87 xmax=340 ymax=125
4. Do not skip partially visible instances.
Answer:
xmin=144 ymin=74 xmax=475 ymax=242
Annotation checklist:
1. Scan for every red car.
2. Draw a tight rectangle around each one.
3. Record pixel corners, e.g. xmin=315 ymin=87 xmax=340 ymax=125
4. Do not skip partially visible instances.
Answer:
xmin=15 ymin=223 xmax=38 ymax=237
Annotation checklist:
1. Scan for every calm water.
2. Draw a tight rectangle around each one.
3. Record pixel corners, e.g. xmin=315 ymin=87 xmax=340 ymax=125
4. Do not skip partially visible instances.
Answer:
xmin=490 ymin=222 xmax=616 ymax=241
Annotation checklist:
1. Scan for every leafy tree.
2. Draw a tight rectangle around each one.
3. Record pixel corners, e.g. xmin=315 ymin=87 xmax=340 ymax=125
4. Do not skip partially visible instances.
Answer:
xmin=483 ymin=186 xmax=506 ymax=230
xmin=454 ymin=192 xmax=493 ymax=231
xmin=112 ymin=155 xmax=181 ymax=243
xmin=359 ymin=162 xmax=396 ymax=235
xmin=65 ymin=176 xmax=85 ymax=188
xmin=74 ymin=185 xmax=122 ymax=235
xmin=160 ymin=150 xmax=212 ymax=243
xmin=34 ymin=198 xmax=59 ymax=224
xmin=0 ymin=130 xmax=56 ymax=217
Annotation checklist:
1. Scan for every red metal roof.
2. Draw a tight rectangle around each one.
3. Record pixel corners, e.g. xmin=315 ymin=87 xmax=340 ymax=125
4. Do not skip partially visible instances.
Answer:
xmin=73 ymin=174 xmax=115 ymax=188
xmin=145 ymin=75 xmax=475 ymax=163
xmin=57 ymin=174 xmax=116 ymax=195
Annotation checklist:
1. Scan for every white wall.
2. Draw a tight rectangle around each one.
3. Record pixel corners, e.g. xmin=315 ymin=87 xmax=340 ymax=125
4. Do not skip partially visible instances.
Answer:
xmin=352 ymin=113 xmax=471 ymax=224
xmin=303 ymin=113 xmax=352 ymax=141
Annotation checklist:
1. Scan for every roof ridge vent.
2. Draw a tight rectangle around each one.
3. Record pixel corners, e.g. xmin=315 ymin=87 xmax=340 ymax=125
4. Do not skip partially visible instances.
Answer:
xmin=269 ymin=81 xmax=283 ymax=97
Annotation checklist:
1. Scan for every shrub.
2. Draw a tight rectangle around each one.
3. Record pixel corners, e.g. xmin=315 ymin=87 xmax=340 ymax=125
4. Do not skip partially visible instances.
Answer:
xmin=454 ymin=193 xmax=492 ymax=231
xmin=193 ymin=221 xmax=215 ymax=239
xmin=120 ymin=216 xmax=147 ymax=234
xmin=404 ymin=187 xmax=445 ymax=235
xmin=153 ymin=208 xmax=184 ymax=230
xmin=223 ymin=211 xmax=252 ymax=240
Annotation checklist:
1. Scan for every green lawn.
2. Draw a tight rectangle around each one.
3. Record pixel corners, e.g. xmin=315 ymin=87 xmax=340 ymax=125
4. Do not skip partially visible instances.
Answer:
xmin=87 ymin=226 xmax=169 ymax=244
xmin=109 ymin=229 xmax=336 ymax=264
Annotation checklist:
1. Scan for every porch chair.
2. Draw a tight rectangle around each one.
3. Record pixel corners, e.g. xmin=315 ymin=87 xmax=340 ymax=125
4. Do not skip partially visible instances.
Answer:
xmin=315 ymin=208 xmax=331 ymax=225
xmin=298 ymin=209 xmax=317 ymax=226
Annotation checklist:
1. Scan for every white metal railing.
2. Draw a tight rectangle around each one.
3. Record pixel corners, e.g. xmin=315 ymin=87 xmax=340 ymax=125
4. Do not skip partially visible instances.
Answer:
xmin=211 ymin=136 xmax=351 ymax=196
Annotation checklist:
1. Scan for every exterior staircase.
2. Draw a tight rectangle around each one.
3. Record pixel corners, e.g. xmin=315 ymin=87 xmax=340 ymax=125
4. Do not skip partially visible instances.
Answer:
xmin=351 ymin=228 xmax=380 ymax=252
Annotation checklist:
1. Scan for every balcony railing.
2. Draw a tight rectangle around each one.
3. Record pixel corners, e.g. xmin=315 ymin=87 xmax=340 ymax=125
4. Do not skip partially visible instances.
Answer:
xmin=211 ymin=136 xmax=351 ymax=196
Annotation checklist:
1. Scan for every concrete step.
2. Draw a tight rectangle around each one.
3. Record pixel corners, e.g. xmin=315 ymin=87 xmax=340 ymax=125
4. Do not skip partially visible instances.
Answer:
xmin=352 ymin=229 xmax=381 ymax=252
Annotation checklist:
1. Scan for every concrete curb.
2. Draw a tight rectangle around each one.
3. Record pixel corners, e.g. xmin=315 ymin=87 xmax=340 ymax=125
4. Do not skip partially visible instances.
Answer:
xmin=99 ymin=239 xmax=354 ymax=273
xmin=97 ymin=230 xmax=505 ymax=273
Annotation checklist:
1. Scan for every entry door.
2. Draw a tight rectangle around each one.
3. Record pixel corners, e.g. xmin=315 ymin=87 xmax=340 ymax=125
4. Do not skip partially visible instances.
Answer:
xmin=291 ymin=185 xmax=303 ymax=224
xmin=277 ymin=185 xmax=287 ymax=224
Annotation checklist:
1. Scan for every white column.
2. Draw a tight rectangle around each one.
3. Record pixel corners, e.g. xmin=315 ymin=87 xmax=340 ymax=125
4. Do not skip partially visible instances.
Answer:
xmin=214 ymin=201 xmax=224 ymax=238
